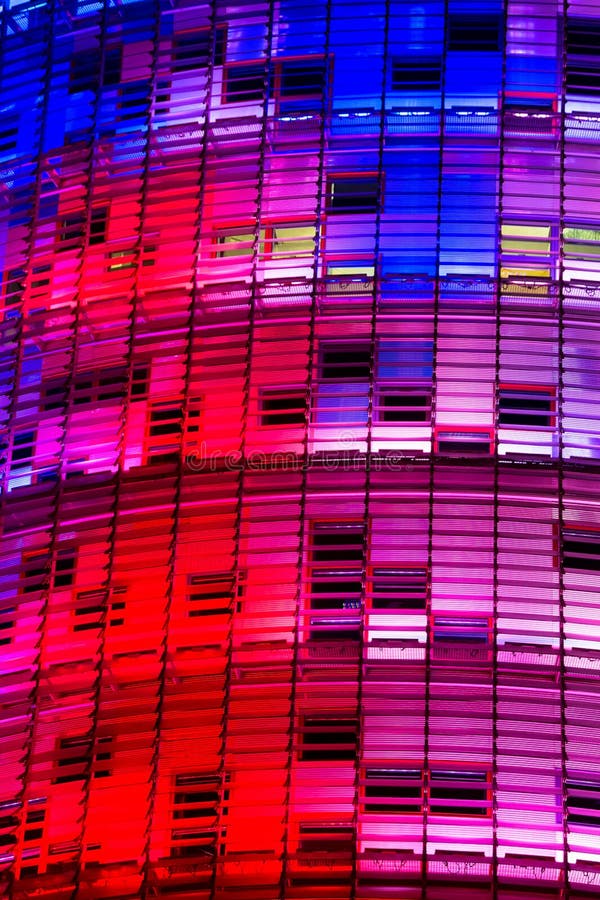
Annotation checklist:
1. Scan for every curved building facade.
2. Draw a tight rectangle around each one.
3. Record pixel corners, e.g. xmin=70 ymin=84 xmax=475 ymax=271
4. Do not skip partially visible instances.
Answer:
xmin=1 ymin=1 xmax=600 ymax=899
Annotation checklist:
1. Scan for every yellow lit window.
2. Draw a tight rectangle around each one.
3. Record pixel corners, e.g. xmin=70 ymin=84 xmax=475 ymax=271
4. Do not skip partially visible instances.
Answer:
xmin=271 ymin=225 xmax=315 ymax=256
xmin=501 ymin=223 xmax=551 ymax=257
xmin=216 ymin=224 xmax=315 ymax=259
xmin=326 ymin=265 xmax=375 ymax=277
xmin=216 ymin=232 xmax=257 ymax=258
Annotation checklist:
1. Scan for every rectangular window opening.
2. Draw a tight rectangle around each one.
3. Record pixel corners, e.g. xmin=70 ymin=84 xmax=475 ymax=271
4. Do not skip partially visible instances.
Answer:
xmin=498 ymin=385 xmax=555 ymax=428
xmin=54 ymin=552 xmax=76 ymax=589
xmin=326 ymin=176 xmax=379 ymax=214
xmin=260 ymin=389 xmax=306 ymax=426
xmin=279 ymin=59 xmax=326 ymax=99
xmin=562 ymin=530 xmax=600 ymax=572
xmin=149 ymin=405 xmax=184 ymax=437
xmin=299 ymin=717 xmax=358 ymax=762
xmin=365 ymin=769 xmax=422 ymax=813
xmin=392 ymin=59 xmax=441 ymax=91
xmin=501 ymin=223 xmax=551 ymax=257
xmin=320 ymin=346 xmax=371 ymax=381
xmin=173 ymin=780 xmax=220 ymax=820
xmin=564 ymin=226 xmax=600 ymax=258
xmin=567 ymin=779 xmax=600 ymax=827
xmin=188 ymin=574 xmax=236 ymax=617
xmin=448 ymin=15 xmax=502 ymax=51
xmin=173 ymin=26 xmax=226 ymax=71
xmin=371 ymin=568 xmax=427 ymax=610
xmin=298 ymin=823 xmax=354 ymax=855
xmin=435 ymin=429 xmax=492 ymax=455
xmin=566 ymin=19 xmax=600 ymax=56
xmin=103 ymin=46 xmax=122 ymax=87
xmin=377 ymin=391 xmax=431 ymax=423
xmin=311 ymin=523 xmax=365 ymax=563
xmin=429 ymin=770 xmax=490 ymax=816
xmin=223 ymin=63 xmax=264 ymax=103
xmin=433 ymin=617 xmax=490 ymax=644
xmin=89 ymin=207 xmax=108 ymax=245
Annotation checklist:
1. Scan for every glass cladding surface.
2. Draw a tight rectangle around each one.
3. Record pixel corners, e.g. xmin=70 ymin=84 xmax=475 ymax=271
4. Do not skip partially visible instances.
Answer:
xmin=0 ymin=0 xmax=599 ymax=898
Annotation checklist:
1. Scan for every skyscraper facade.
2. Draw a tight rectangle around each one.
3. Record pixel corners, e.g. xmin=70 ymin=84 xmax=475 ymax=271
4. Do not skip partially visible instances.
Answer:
xmin=1 ymin=1 xmax=600 ymax=898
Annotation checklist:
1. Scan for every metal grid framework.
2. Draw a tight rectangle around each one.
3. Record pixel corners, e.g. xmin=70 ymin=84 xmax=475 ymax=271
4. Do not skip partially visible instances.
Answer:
xmin=1 ymin=0 xmax=600 ymax=898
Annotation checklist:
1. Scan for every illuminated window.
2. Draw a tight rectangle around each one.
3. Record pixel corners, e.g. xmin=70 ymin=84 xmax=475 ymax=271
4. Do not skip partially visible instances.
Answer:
xmin=326 ymin=176 xmax=379 ymax=214
xmin=299 ymin=717 xmax=358 ymax=761
xmin=223 ymin=63 xmax=264 ymax=103
xmin=370 ymin=568 xmax=428 ymax=610
xmin=563 ymin=226 xmax=600 ymax=258
xmin=562 ymin=530 xmax=600 ymax=572
xmin=498 ymin=385 xmax=555 ymax=428
xmin=108 ymin=250 xmax=135 ymax=271
xmin=216 ymin=224 xmax=315 ymax=259
xmin=567 ymin=778 xmax=600 ymax=827
xmin=500 ymin=268 xmax=551 ymax=289
xmin=270 ymin=224 xmax=315 ymax=256
xmin=501 ymin=223 xmax=551 ymax=257
xmin=392 ymin=59 xmax=441 ymax=90
xmin=364 ymin=769 xmax=422 ymax=813
xmin=429 ymin=770 xmax=491 ymax=816
xmin=325 ymin=263 xmax=375 ymax=279
xmin=216 ymin=231 xmax=255 ymax=258
xmin=500 ymin=222 xmax=553 ymax=292
xmin=260 ymin=389 xmax=306 ymax=426
xmin=447 ymin=15 xmax=502 ymax=51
